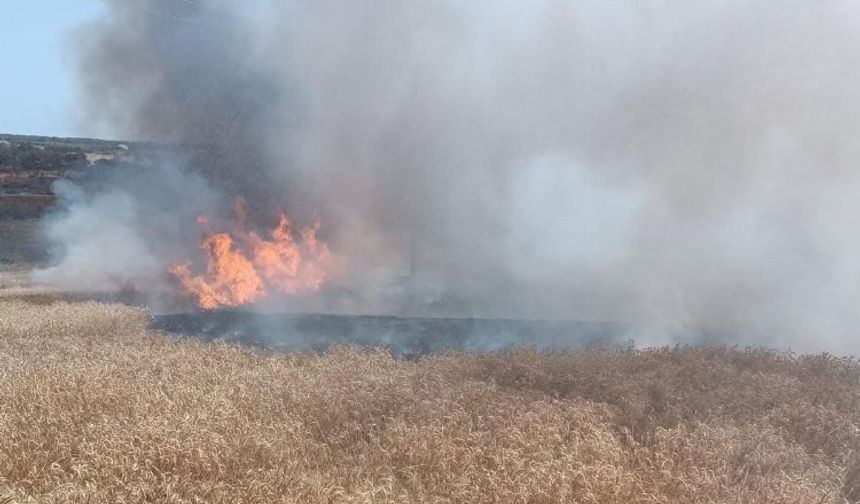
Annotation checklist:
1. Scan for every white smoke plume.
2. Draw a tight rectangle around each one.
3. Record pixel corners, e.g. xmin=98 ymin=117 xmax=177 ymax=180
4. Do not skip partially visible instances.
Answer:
xmin=36 ymin=0 xmax=860 ymax=352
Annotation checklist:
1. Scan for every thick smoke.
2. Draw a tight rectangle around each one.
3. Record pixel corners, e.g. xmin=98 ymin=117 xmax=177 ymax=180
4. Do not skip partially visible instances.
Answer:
xmin=37 ymin=0 xmax=860 ymax=352
xmin=33 ymin=162 xmax=221 ymax=310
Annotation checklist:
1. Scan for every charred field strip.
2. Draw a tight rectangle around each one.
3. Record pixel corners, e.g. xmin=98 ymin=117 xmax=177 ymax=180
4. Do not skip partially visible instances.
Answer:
xmin=149 ymin=311 xmax=728 ymax=356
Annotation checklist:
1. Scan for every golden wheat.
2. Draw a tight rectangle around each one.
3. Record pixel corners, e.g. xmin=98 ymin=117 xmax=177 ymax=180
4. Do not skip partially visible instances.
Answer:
xmin=0 ymin=277 xmax=858 ymax=502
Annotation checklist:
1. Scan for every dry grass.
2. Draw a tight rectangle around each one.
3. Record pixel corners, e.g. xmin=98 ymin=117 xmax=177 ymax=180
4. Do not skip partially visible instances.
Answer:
xmin=1 ymin=277 xmax=859 ymax=502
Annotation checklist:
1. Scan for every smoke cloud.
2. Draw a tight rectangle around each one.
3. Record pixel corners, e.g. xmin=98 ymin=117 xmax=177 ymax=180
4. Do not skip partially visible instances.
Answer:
xmin=36 ymin=0 xmax=860 ymax=352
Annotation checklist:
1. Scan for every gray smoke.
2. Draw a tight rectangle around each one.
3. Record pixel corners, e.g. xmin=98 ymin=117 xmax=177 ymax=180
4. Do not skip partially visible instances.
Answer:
xmin=36 ymin=0 xmax=860 ymax=352
xmin=33 ymin=162 xmax=221 ymax=310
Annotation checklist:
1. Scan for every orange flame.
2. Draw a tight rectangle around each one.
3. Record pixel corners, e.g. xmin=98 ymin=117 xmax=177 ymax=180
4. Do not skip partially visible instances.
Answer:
xmin=169 ymin=200 xmax=331 ymax=310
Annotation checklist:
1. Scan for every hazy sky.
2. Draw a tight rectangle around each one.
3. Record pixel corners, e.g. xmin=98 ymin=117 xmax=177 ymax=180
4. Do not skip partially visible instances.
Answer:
xmin=0 ymin=1 xmax=105 ymax=137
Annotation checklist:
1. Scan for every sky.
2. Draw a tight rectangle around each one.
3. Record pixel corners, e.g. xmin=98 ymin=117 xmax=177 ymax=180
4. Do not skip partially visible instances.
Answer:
xmin=0 ymin=1 xmax=105 ymax=137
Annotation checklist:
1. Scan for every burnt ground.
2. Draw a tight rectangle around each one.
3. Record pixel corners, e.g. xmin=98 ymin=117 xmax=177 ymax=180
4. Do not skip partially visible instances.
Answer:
xmin=151 ymin=311 xmax=684 ymax=357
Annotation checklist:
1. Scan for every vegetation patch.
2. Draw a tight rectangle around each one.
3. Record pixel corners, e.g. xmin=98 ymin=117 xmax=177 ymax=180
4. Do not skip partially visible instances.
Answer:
xmin=0 ymin=275 xmax=858 ymax=503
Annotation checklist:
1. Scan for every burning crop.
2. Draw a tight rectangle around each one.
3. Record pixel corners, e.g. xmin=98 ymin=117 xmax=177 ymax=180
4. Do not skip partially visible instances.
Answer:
xmin=169 ymin=199 xmax=331 ymax=310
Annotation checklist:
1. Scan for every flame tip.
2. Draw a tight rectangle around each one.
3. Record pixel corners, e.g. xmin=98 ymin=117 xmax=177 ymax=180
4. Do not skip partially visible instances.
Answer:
xmin=170 ymin=202 xmax=331 ymax=309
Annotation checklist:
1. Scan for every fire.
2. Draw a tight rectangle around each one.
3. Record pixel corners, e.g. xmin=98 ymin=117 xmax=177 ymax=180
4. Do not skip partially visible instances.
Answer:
xmin=169 ymin=199 xmax=331 ymax=310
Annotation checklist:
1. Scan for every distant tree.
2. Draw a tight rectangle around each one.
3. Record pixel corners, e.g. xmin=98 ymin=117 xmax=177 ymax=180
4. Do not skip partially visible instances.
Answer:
xmin=61 ymin=151 xmax=87 ymax=172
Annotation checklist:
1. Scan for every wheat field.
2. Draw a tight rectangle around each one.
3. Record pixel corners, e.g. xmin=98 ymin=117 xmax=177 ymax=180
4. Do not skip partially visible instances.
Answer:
xmin=1 ymin=271 xmax=860 ymax=503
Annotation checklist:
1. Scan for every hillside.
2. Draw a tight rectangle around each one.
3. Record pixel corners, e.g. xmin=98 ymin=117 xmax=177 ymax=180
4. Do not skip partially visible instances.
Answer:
xmin=0 ymin=133 xmax=136 ymax=219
